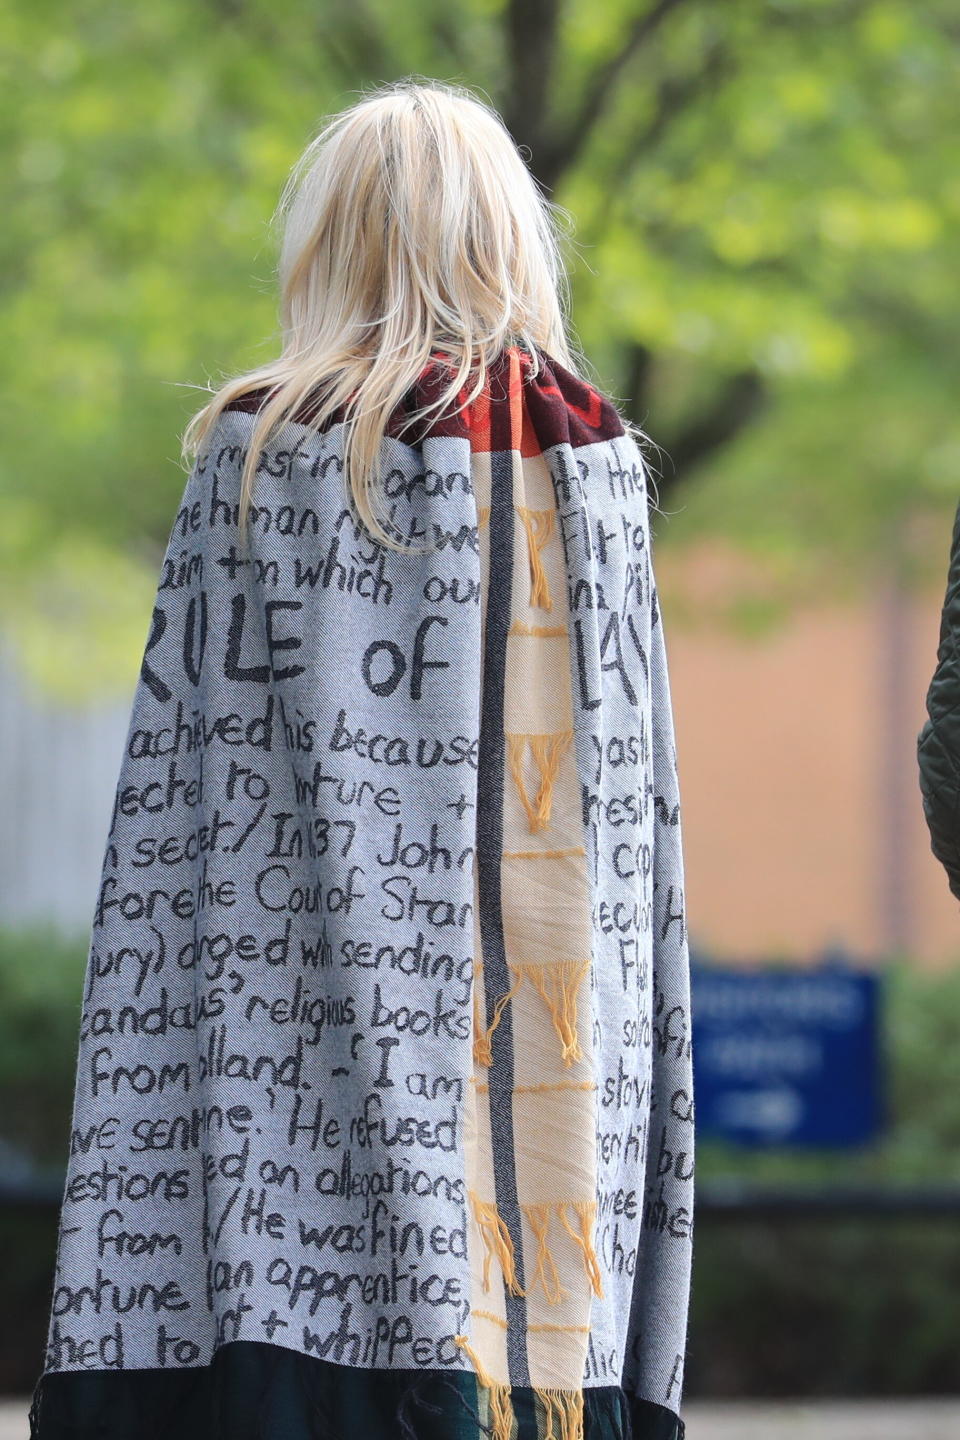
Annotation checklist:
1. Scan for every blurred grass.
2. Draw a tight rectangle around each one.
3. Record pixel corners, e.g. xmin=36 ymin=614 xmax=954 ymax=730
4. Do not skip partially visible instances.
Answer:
xmin=0 ymin=924 xmax=84 ymax=1167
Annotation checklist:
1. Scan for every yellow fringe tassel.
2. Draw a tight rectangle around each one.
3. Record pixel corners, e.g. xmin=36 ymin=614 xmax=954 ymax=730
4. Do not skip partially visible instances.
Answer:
xmin=453 ymin=1335 xmax=516 ymax=1440
xmin=468 ymin=1190 xmax=526 ymax=1296
xmin=515 ymin=504 xmax=556 ymax=609
xmin=471 ymin=1307 xmax=590 ymax=1335
xmin=508 ymin=619 xmax=568 ymax=637
xmin=505 ymin=730 xmax=574 ymax=833
xmin=477 ymin=505 xmax=491 ymax=530
xmin=472 ymin=1079 xmax=597 ymax=1095
xmin=529 ymin=1321 xmax=590 ymax=1335
xmin=558 ymin=1199 xmax=605 ymax=1298
xmin=509 ymin=958 xmax=590 ymax=1066
xmin=502 ymin=846 xmax=586 ymax=860
xmin=453 ymin=1332 xmax=495 ymax=1388
xmin=488 ymin=1378 xmax=516 ymax=1440
xmin=471 ymin=1078 xmax=596 ymax=1093
xmin=472 ymin=970 xmax=523 ymax=1066
xmin=534 ymin=1385 xmax=585 ymax=1440
xmin=521 ymin=1203 xmax=567 ymax=1304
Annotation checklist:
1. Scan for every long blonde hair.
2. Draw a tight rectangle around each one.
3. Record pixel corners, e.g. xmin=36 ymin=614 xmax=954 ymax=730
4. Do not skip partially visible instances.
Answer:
xmin=178 ymin=78 xmax=601 ymax=554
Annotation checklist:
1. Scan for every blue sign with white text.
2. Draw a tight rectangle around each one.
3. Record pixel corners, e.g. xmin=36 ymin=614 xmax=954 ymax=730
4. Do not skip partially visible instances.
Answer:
xmin=690 ymin=954 xmax=885 ymax=1147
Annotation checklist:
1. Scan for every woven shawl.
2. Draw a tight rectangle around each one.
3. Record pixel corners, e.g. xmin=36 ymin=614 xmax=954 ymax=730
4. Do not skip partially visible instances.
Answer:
xmin=30 ymin=345 xmax=694 ymax=1440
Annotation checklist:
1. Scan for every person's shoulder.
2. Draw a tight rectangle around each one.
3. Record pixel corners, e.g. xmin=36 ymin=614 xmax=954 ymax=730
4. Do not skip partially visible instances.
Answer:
xmin=222 ymin=383 xmax=337 ymax=430
xmin=220 ymin=368 xmax=459 ymax=441
xmin=216 ymin=346 xmax=628 ymax=451
xmin=222 ymin=387 xmax=269 ymax=416
xmin=398 ymin=343 xmax=630 ymax=452
xmin=521 ymin=345 xmax=627 ymax=449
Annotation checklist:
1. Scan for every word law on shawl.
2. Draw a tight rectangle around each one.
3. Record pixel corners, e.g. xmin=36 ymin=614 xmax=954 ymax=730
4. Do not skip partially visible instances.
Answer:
xmin=29 ymin=344 xmax=693 ymax=1440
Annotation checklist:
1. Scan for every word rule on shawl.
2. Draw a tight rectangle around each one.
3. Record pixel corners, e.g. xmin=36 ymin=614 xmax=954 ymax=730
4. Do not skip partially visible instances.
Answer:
xmin=30 ymin=345 xmax=694 ymax=1440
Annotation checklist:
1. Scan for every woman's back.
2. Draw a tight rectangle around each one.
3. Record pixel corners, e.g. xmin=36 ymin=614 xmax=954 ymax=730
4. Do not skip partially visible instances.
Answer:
xmin=29 ymin=81 xmax=692 ymax=1440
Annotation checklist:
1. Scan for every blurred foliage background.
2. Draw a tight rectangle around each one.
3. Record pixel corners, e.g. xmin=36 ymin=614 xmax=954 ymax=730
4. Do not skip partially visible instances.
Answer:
xmin=2 ymin=0 xmax=959 ymax=1400
xmin=3 ymin=0 xmax=959 ymax=694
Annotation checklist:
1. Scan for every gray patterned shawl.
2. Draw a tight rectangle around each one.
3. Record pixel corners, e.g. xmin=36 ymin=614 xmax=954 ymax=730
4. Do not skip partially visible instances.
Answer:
xmin=30 ymin=344 xmax=694 ymax=1440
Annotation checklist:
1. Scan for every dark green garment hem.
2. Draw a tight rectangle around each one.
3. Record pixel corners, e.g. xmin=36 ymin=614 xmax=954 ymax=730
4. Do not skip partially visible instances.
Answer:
xmin=29 ymin=1339 xmax=685 ymax=1440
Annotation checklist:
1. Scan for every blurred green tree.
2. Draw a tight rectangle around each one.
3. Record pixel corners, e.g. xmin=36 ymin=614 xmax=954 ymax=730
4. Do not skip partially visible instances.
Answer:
xmin=1 ymin=0 xmax=957 ymax=693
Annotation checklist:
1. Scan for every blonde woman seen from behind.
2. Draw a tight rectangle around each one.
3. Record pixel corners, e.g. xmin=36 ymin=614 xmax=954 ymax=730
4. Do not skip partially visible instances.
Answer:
xmin=30 ymin=78 xmax=694 ymax=1440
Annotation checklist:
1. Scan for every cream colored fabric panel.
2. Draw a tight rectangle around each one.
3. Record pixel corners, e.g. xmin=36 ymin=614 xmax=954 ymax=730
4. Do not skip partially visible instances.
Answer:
xmin=458 ymin=374 xmax=601 ymax=1437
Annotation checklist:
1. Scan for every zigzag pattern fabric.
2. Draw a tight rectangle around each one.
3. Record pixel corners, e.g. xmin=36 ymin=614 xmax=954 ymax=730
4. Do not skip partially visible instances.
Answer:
xmin=30 ymin=345 xmax=694 ymax=1440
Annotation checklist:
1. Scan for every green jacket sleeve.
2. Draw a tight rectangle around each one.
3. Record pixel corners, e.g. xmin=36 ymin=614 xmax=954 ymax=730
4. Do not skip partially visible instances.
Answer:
xmin=918 ymin=496 xmax=960 ymax=902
